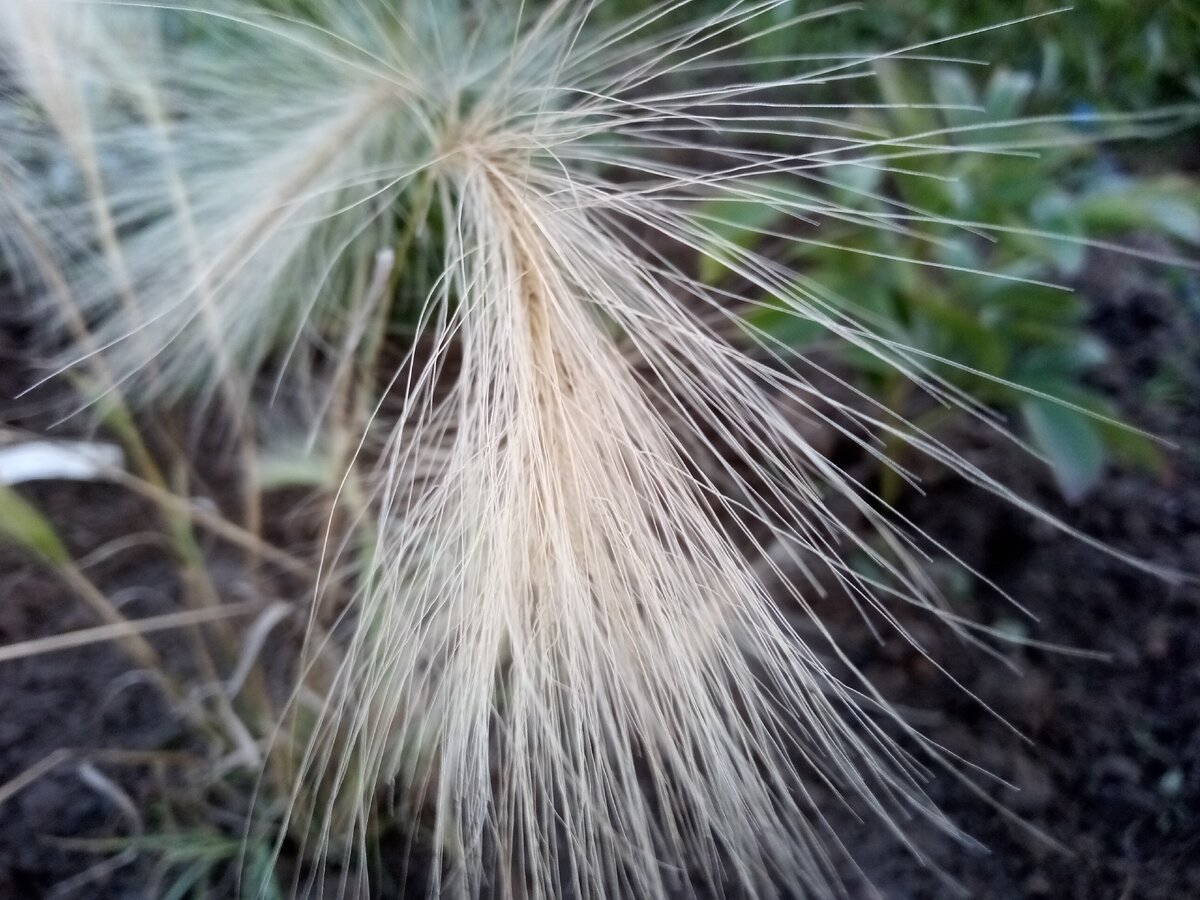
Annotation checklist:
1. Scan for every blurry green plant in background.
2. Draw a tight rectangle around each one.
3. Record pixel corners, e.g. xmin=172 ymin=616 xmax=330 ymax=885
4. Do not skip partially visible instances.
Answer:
xmin=599 ymin=0 xmax=1200 ymax=109
xmin=677 ymin=3 xmax=1200 ymax=503
xmin=713 ymin=60 xmax=1199 ymax=502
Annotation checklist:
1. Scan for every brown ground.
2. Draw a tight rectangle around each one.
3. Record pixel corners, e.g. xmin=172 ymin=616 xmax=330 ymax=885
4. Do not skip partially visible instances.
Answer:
xmin=831 ymin=247 xmax=1200 ymax=900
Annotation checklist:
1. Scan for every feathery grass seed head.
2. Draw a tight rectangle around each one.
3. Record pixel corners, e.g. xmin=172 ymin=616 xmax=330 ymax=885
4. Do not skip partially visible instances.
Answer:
xmin=2 ymin=2 xmax=1187 ymax=898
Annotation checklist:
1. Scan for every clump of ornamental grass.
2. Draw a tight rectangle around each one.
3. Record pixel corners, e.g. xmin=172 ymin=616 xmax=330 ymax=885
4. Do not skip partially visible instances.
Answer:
xmin=2 ymin=1 xmax=1193 ymax=898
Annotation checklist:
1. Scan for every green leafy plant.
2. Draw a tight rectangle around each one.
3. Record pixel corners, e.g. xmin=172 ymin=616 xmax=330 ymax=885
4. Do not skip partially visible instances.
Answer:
xmin=597 ymin=0 xmax=1200 ymax=110
xmin=728 ymin=62 xmax=1198 ymax=501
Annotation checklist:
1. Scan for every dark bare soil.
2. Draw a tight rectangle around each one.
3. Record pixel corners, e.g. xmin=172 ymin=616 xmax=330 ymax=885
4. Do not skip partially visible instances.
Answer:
xmin=831 ymin=249 xmax=1200 ymax=900
xmin=0 ymin=483 xmax=185 ymax=899
xmin=1 ymin=243 xmax=1198 ymax=899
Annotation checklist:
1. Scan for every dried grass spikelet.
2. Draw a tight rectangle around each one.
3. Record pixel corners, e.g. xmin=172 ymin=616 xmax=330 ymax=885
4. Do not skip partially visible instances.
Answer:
xmin=0 ymin=0 xmax=98 ymax=146
xmin=2 ymin=2 xmax=1187 ymax=899
xmin=269 ymin=4 xmax=1083 ymax=898
xmin=3 ymin=0 xmax=421 ymax=409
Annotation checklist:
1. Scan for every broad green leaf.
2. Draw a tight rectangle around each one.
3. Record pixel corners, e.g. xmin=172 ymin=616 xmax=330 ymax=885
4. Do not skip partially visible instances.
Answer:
xmin=984 ymin=69 xmax=1035 ymax=120
xmin=1028 ymin=190 xmax=1088 ymax=275
xmin=823 ymin=162 xmax=884 ymax=198
xmin=890 ymin=159 xmax=956 ymax=213
xmin=696 ymin=192 xmax=788 ymax=284
xmin=907 ymin=288 xmax=1007 ymax=373
xmin=873 ymin=60 xmax=938 ymax=134
xmin=1078 ymin=181 xmax=1200 ymax=244
xmin=931 ymin=66 xmax=980 ymax=128
xmin=1021 ymin=397 xmax=1106 ymax=502
xmin=1037 ymin=40 xmax=1064 ymax=96
xmin=744 ymin=305 xmax=827 ymax=349
xmin=841 ymin=343 xmax=901 ymax=380
xmin=980 ymin=283 xmax=1084 ymax=326
xmin=1031 ymin=384 xmax=1169 ymax=480
xmin=1012 ymin=334 xmax=1109 ymax=381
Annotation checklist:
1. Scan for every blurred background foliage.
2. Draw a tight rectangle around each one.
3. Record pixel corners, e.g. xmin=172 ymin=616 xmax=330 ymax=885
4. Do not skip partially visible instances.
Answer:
xmin=599 ymin=0 xmax=1200 ymax=109
xmin=599 ymin=0 xmax=1200 ymax=502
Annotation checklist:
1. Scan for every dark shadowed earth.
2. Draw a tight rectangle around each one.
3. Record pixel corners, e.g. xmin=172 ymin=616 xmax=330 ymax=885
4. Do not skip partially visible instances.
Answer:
xmin=829 ymin=247 xmax=1200 ymax=900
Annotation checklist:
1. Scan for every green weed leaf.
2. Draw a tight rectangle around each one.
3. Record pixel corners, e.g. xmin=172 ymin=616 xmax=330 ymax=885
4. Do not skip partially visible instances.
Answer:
xmin=1021 ymin=397 xmax=1106 ymax=502
xmin=0 ymin=484 xmax=71 ymax=567
xmin=1079 ymin=178 xmax=1200 ymax=244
